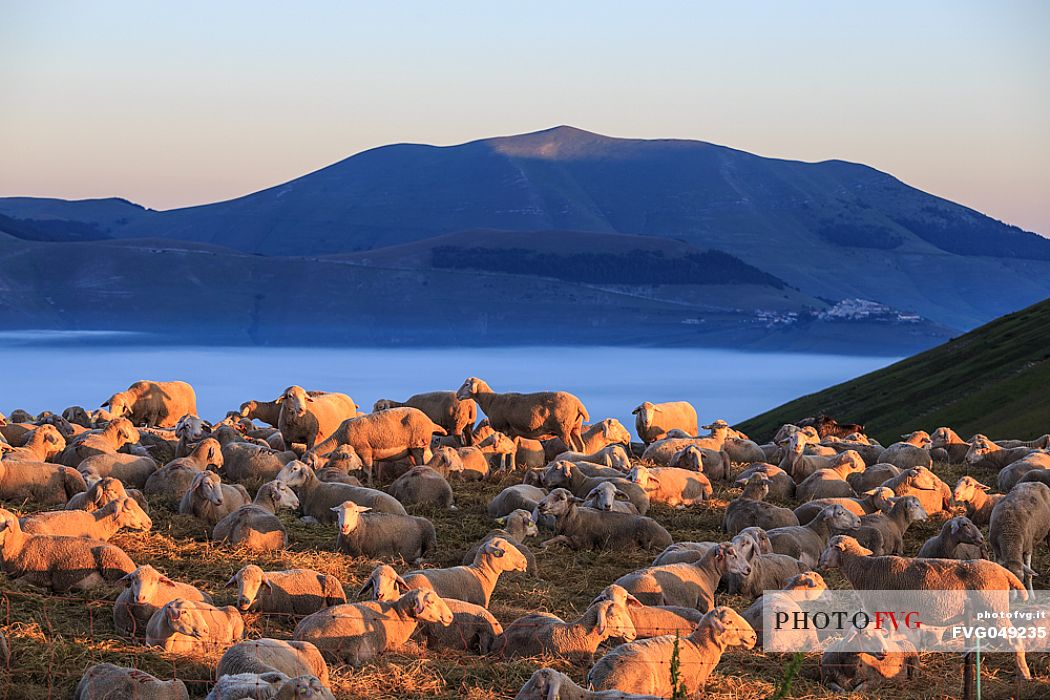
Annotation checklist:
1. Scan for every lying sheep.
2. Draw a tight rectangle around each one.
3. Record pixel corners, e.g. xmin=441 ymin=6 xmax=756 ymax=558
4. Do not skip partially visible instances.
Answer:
xmin=780 ymin=438 xmax=865 ymax=483
xmin=66 ymin=476 xmax=147 ymax=513
xmin=461 ymin=509 xmax=539 ymax=573
xmin=651 ymin=528 xmax=770 ymax=566
xmin=878 ymin=431 xmax=934 ymax=469
xmin=917 ymin=516 xmax=986 ymax=559
xmin=204 ymin=673 xmax=289 ymax=700
xmin=820 ymin=627 xmax=919 ymax=693
xmin=554 ymin=444 xmax=632 ymax=471
xmin=724 ymin=548 xmax=809 ymax=600
xmin=293 ymin=589 xmax=453 ymax=664
xmin=668 ymin=444 xmax=730 ymax=481
xmin=2 ymin=424 xmax=65 ymax=462
xmin=613 ymin=542 xmax=751 ymax=609
xmin=488 ymin=483 xmax=547 ymax=518
xmin=403 ymin=536 xmax=527 ymax=607
xmin=0 ymin=459 xmax=86 ymax=506
xmin=952 ymin=475 xmax=1002 ymax=527
xmin=820 ymin=535 xmax=1032 ymax=679
xmin=766 ymin=504 xmax=861 ymax=568
xmin=144 ymin=597 xmax=244 ymax=653
xmin=587 ymin=606 xmax=756 ymax=697
xmin=742 ymin=571 xmax=826 ymax=642
xmin=535 ymin=488 xmax=671 ymax=551
xmin=723 ymin=474 xmax=798 ymax=534
xmin=212 ymin=480 xmax=299 ymax=552
xmin=0 ymin=508 xmax=135 ymax=592
xmin=427 ymin=445 xmax=486 ymax=480
xmin=628 ymin=464 xmax=711 ymax=507
xmin=277 ymin=460 xmax=406 ymax=524
xmin=593 ymin=584 xmax=703 ymax=641
xmin=62 ymin=405 xmax=94 ymax=428
xmin=582 ymin=481 xmax=638 ymax=514
xmin=276 ymin=386 xmax=359 ymax=450
xmin=374 ymin=390 xmax=477 ymax=445
xmin=178 ymin=470 xmax=251 ymax=528
xmin=74 ymin=663 xmax=188 ymax=700
xmin=964 ymin=435 xmax=1035 ymax=470
xmin=853 ymin=495 xmax=927 ymax=555
xmin=416 ymin=598 xmax=504 ymax=654
xmin=101 ymin=380 xmax=198 ymax=428
xmin=356 ymin=564 xmax=410 ymax=602
xmin=633 ymin=401 xmax=699 ymax=445
xmin=21 ymin=496 xmax=151 ymax=540
xmin=997 ymin=450 xmax=1050 ymax=491
xmin=387 ymin=465 xmax=455 ymax=509
xmin=514 ymin=668 xmax=663 ymax=700
xmin=333 ymin=501 xmax=436 ymax=563
xmin=845 ymin=463 xmax=901 ymax=494
xmin=795 ymin=453 xmax=864 ymax=501
xmin=221 ymin=441 xmax=296 ymax=486
xmin=541 ymin=461 xmax=649 ymax=514
xmin=930 ymin=426 xmax=972 ymax=463
xmin=989 ymin=482 xmax=1050 ymax=591
xmin=217 ymin=638 xmax=330 ymax=687
xmin=114 ymin=565 xmax=213 ymax=639
xmin=144 ymin=438 xmax=225 ymax=507
xmin=880 ymin=465 xmax=952 ymax=515
xmin=495 ymin=595 xmax=636 ymax=660
xmin=77 ymin=451 xmax=157 ymax=489
xmin=457 ymin=377 xmax=589 ymax=450
xmin=226 ymin=564 xmax=346 ymax=615
xmin=793 ymin=487 xmax=894 ymax=524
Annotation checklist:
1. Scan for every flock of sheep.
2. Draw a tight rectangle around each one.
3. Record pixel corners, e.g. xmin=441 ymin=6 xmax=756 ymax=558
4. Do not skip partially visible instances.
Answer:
xmin=0 ymin=378 xmax=1049 ymax=698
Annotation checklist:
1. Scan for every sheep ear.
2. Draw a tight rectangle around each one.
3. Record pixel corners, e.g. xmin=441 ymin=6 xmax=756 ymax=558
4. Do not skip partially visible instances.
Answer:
xmin=631 ymin=407 xmax=641 ymax=415
xmin=625 ymin=593 xmax=643 ymax=607
xmin=224 ymin=575 xmax=239 ymax=588
xmin=596 ymin=605 xmax=609 ymax=635
xmin=306 ymin=395 xmax=315 ymax=403
xmin=118 ymin=572 xmax=135 ymax=585
xmin=355 ymin=578 xmax=375 ymax=598
xmin=950 ymin=519 xmax=961 ymax=535
xmin=395 ymin=575 xmax=409 ymax=592
xmin=647 ymin=475 xmax=661 ymax=485
xmin=494 ymin=516 xmax=507 ymax=525
xmin=978 ymin=483 xmax=990 ymax=491
xmin=262 ymin=577 xmax=274 ymax=591
xmin=613 ymin=491 xmax=631 ymax=502
xmin=100 ymin=400 xmax=110 ymax=408
xmin=709 ymin=612 xmax=727 ymax=633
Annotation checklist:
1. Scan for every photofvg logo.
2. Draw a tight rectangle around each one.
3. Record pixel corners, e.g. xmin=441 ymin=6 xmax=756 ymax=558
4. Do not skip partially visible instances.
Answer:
xmin=762 ymin=589 xmax=1050 ymax=653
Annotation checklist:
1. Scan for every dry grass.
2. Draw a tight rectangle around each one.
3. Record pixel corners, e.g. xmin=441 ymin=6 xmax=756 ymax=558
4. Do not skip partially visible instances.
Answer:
xmin=1 ymin=459 xmax=1049 ymax=699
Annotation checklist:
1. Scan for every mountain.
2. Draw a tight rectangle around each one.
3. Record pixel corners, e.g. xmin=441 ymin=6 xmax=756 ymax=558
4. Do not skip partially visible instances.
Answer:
xmin=737 ymin=298 xmax=1050 ymax=443
xmin=2 ymin=125 xmax=1049 ymax=340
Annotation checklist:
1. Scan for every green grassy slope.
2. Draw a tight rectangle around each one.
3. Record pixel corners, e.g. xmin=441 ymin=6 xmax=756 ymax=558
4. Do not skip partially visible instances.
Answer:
xmin=738 ymin=297 xmax=1050 ymax=443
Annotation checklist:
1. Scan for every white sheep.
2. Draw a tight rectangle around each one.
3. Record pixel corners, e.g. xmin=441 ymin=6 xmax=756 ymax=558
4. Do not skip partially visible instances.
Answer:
xmin=495 ymin=595 xmax=636 ymax=659
xmin=632 ymin=401 xmax=699 ymax=444
xmin=114 ymin=564 xmax=213 ymax=639
xmin=212 ymin=479 xmax=300 ymax=552
xmin=402 ymin=536 xmax=528 ymax=607
xmin=144 ymin=597 xmax=244 ymax=653
xmin=627 ymin=464 xmax=711 ymax=507
xmin=20 ymin=496 xmax=152 ymax=540
xmin=333 ymin=501 xmax=437 ymax=564
xmin=226 ymin=564 xmax=347 ymax=616
xmin=178 ymin=469 xmax=251 ymax=527
xmin=216 ymin=638 xmax=330 ymax=686
xmin=74 ymin=663 xmax=188 ymax=700
xmin=514 ymin=668 xmax=663 ymax=699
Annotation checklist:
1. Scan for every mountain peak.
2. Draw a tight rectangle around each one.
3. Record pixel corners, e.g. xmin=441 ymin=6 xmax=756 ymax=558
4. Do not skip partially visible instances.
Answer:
xmin=484 ymin=125 xmax=621 ymax=158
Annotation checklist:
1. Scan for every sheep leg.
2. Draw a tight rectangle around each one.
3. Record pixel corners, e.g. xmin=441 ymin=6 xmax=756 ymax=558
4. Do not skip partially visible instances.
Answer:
xmin=540 ymin=535 xmax=573 ymax=549
xmin=1025 ymin=551 xmax=1034 ymax=593
xmin=409 ymin=447 xmax=425 ymax=466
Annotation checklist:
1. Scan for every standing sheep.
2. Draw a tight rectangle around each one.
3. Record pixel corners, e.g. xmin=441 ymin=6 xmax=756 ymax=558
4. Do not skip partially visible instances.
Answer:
xmin=456 ymin=377 xmax=589 ymax=451
xmin=374 ymin=391 xmax=476 ymax=445
xmin=226 ymin=564 xmax=346 ymax=615
xmin=101 ymin=381 xmax=197 ymax=428
xmin=989 ymin=482 xmax=1050 ymax=591
xmin=633 ymin=401 xmax=698 ymax=445
xmin=276 ymin=386 xmax=359 ymax=450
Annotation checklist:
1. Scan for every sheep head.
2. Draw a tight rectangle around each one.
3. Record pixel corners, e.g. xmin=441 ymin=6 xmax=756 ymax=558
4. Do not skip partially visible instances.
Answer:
xmin=226 ymin=564 xmax=268 ymax=611
xmin=819 ymin=535 xmax=873 ymax=569
xmin=596 ymin=418 xmax=631 ymax=446
xmin=964 ymin=435 xmax=998 ymax=463
xmin=947 ymin=516 xmax=984 ymax=546
xmin=478 ymin=536 xmax=528 ymax=573
xmin=357 ymin=564 xmax=409 ymax=602
xmin=401 ymin=589 xmax=453 ymax=626
xmin=737 ymin=527 xmax=772 ymax=554
xmin=276 ymin=460 xmax=313 ymax=487
xmin=952 ymin=476 xmax=989 ymax=505
xmin=702 ymin=607 xmax=757 ymax=649
xmin=332 ymin=501 xmax=370 ymax=535
xmin=277 ymin=385 xmax=313 ymax=417
xmin=593 ymin=598 xmax=636 ymax=642
xmin=631 ymin=402 xmax=657 ymax=428
xmin=820 ymin=504 xmax=862 ymax=531
xmin=191 ymin=471 xmax=225 ymax=506
xmin=114 ymin=497 xmax=153 ymax=531
xmin=499 ymin=509 xmax=539 ymax=538
xmin=709 ymin=542 xmax=752 ymax=578
xmin=456 ymin=377 xmax=491 ymax=400
xmin=535 ymin=488 xmax=577 ymax=519
xmin=121 ymin=565 xmax=176 ymax=605
xmin=784 ymin=571 xmax=827 ymax=600
xmin=372 ymin=399 xmax=399 ymax=411
xmin=262 ymin=480 xmax=300 ymax=511
xmin=101 ymin=391 xmax=132 ymax=418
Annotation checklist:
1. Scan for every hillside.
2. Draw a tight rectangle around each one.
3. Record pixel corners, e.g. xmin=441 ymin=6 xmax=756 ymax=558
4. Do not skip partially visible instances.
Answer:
xmin=737 ymin=297 xmax=1050 ymax=443
xmin=3 ymin=126 xmax=1050 ymax=330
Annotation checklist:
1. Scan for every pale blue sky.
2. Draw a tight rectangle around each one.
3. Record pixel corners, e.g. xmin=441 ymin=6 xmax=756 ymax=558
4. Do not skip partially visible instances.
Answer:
xmin=2 ymin=1 xmax=1048 ymax=234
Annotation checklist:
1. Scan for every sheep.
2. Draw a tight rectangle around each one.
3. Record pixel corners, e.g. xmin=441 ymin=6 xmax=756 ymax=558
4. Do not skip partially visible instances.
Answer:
xmin=930 ymin=426 xmax=973 ymax=463
xmin=852 ymin=495 xmax=927 ymax=556
xmin=734 ymin=462 xmax=795 ymax=500
xmin=880 ymin=465 xmax=952 ymax=515
xmin=587 ymin=606 xmax=756 ymax=697
xmin=723 ymin=474 xmax=798 ymax=534
xmin=514 ymin=668 xmax=663 ymax=700
xmin=627 ymin=464 xmax=711 ymax=507
xmin=845 ymin=462 xmax=901 ymax=493
xmin=77 ymin=451 xmax=157 ymax=489
xmin=240 ymin=396 xmax=291 ymax=426
xmin=488 ymin=483 xmax=547 ymax=518
xmin=61 ymin=405 xmax=93 ymax=428
xmin=964 ymin=434 xmax=1035 ymax=470
xmin=144 ymin=597 xmax=244 ymax=653
xmin=952 ymin=475 xmax=1003 ymax=527
xmin=542 ymin=418 xmax=632 ymax=459
xmin=275 ymin=386 xmax=360 ymax=451
xmin=416 ymin=597 xmax=505 ymax=654
xmin=427 ymin=444 xmax=487 ymax=480
xmin=593 ymin=584 xmax=704 ymax=641
xmin=226 ymin=564 xmax=346 ymax=615
xmin=211 ymin=480 xmax=299 ymax=552
xmin=612 ymin=542 xmax=752 ymax=609
xmin=495 ymin=595 xmax=636 ymax=660
xmin=66 ymin=476 xmax=147 ymax=512
xmin=535 ymin=488 xmax=671 ymax=551
xmin=403 ymin=536 xmax=527 ymax=607
xmin=765 ymin=504 xmax=861 ymax=568
xmin=582 ymin=481 xmax=638 ymax=514
xmin=632 ymin=401 xmax=699 ymax=444
xmin=356 ymin=563 xmax=410 ymax=602
xmin=0 ymin=508 xmax=135 ymax=592
xmin=989 ymin=482 xmax=1050 ymax=591
xmin=879 ymin=431 xmax=933 ymax=469
xmin=477 ymin=431 xmax=515 ymax=472
xmin=1 ymin=424 xmax=65 ymax=462
xmin=668 ymin=444 xmax=731 ymax=480
xmin=652 ymin=528 xmax=771 ymax=566
xmin=997 ymin=450 xmax=1050 ymax=491
xmin=221 ymin=441 xmax=297 ymax=486
xmin=74 ymin=664 xmax=188 ymax=700
xmin=143 ymin=437 xmax=224 ymax=504
xmin=721 ymin=437 xmax=766 ymax=464
xmin=276 ymin=460 xmax=406 ymax=524
xmin=541 ymin=461 xmax=650 ymax=514
xmin=741 ymin=571 xmax=827 ymax=642
xmin=457 ymin=377 xmax=589 ymax=450
xmin=0 ymin=458 xmax=86 ymax=506
xmin=513 ymin=436 xmax=546 ymax=469
xmin=793 ymin=486 xmax=895 ymax=524
xmin=101 ymin=380 xmax=197 ymax=428
xmin=374 ymin=391 xmax=477 ymax=445
xmin=332 ymin=501 xmax=436 ymax=563
xmin=996 ymin=434 xmax=1050 ymax=449
xmin=217 ymin=638 xmax=329 ymax=686
xmin=20 ymin=496 xmax=151 ymax=540
xmin=461 ymin=509 xmax=539 ymax=573
xmin=554 ymin=444 xmax=632 ymax=471
xmin=642 ymin=431 xmax=730 ymax=469
xmin=204 ymin=673 xmax=290 ymax=700
xmin=387 ymin=465 xmax=455 ymax=509
xmin=309 ymin=407 xmax=444 ymax=483
xmin=1018 ymin=469 xmax=1050 ymax=487
xmin=795 ymin=452 xmax=864 ymax=501
xmin=779 ymin=436 xmax=865 ymax=482
xmin=114 ymin=564 xmax=213 ymax=639
xmin=292 ymin=589 xmax=453 ymax=665
xmin=7 ymin=409 xmax=35 ymax=423
xmin=820 ymin=627 xmax=919 ymax=693
xmin=724 ymin=549 xmax=809 ymax=600
xmin=178 ymin=470 xmax=251 ymax=527
xmin=572 ymin=461 xmax=630 ymax=479
xmin=917 ymin=516 xmax=986 ymax=559
xmin=819 ymin=535 xmax=1031 ymax=679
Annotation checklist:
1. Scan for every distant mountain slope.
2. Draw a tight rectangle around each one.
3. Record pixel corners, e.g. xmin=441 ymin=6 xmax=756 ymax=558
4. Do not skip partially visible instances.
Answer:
xmin=737 ymin=298 xmax=1050 ymax=443
xmin=3 ymin=126 xmax=1049 ymax=330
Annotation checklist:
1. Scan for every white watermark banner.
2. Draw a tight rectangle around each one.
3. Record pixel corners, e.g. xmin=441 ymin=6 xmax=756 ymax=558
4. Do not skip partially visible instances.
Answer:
xmin=762 ymin=589 xmax=1050 ymax=652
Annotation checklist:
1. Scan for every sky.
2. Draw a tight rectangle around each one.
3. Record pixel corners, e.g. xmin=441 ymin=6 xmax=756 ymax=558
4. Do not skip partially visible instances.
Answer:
xmin=2 ymin=1 xmax=1048 ymax=235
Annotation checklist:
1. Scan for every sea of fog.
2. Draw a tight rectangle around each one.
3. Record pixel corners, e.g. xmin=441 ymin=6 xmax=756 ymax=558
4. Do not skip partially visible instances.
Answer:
xmin=0 ymin=340 xmax=895 ymax=435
